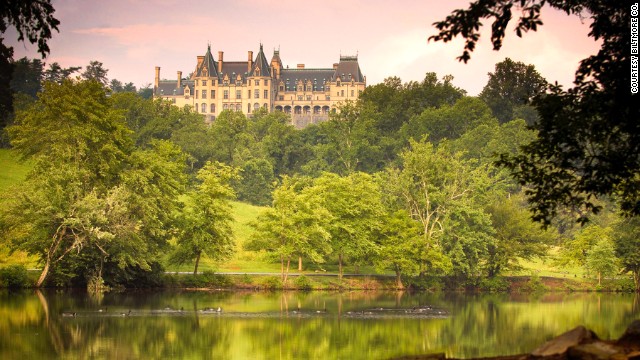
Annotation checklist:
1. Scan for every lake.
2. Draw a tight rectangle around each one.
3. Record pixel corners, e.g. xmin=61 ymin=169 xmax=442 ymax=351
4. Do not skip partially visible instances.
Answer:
xmin=0 ymin=290 xmax=637 ymax=359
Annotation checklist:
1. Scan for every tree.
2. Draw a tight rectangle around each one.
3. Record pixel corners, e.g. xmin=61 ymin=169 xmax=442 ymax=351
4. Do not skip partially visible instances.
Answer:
xmin=313 ymin=172 xmax=384 ymax=279
xmin=1 ymin=0 xmax=59 ymax=140
xmin=479 ymin=58 xmax=547 ymax=124
xmin=247 ymin=176 xmax=331 ymax=284
xmin=612 ymin=217 xmax=640 ymax=291
xmin=374 ymin=210 xmax=423 ymax=289
xmin=208 ymin=110 xmax=249 ymax=165
xmin=431 ymin=1 xmax=639 ymax=225
xmin=400 ymin=96 xmax=497 ymax=145
xmin=558 ymin=224 xmax=611 ymax=277
xmin=81 ymin=60 xmax=108 ymax=85
xmin=485 ymin=194 xmax=554 ymax=277
xmin=170 ymin=162 xmax=238 ymax=274
xmin=586 ymin=239 xmax=619 ymax=286
xmin=312 ymin=101 xmax=382 ymax=175
xmin=42 ymin=62 xmax=80 ymax=84
xmin=2 ymin=79 xmax=131 ymax=287
xmin=234 ymin=158 xmax=275 ymax=206
xmin=10 ymin=57 xmax=43 ymax=98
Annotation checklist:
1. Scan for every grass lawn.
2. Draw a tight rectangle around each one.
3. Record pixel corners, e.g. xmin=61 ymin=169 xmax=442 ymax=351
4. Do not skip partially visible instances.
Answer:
xmin=0 ymin=149 xmax=30 ymax=192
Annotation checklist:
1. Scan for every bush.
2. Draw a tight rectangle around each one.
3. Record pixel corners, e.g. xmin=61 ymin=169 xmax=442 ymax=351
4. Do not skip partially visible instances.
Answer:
xmin=294 ymin=275 xmax=312 ymax=290
xmin=0 ymin=265 xmax=30 ymax=288
xmin=262 ymin=276 xmax=282 ymax=290
xmin=479 ymin=277 xmax=510 ymax=292
xmin=405 ymin=275 xmax=444 ymax=291
xmin=521 ymin=274 xmax=548 ymax=293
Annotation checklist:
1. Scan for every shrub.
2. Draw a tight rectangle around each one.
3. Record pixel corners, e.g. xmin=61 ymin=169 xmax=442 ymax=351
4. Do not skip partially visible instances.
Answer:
xmin=262 ymin=276 xmax=282 ymax=290
xmin=0 ymin=265 xmax=30 ymax=288
xmin=294 ymin=275 xmax=312 ymax=290
xmin=521 ymin=274 xmax=548 ymax=293
xmin=479 ymin=277 xmax=510 ymax=292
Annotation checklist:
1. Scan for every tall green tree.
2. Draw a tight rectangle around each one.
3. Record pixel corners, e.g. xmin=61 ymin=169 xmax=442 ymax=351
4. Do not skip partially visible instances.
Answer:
xmin=485 ymin=194 xmax=554 ymax=277
xmin=81 ymin=60 xmax=108 ymax=85
xmin=586 ymin=238 xmax=619 ymax=286
xmin=431 ymin=1 xmax=639 ymax=224
xmin=314 ymin=172 xmax=384 ymax=279
xmin=10 ymin=57 xmax=43 ymax=98
xmin=612 ymin=217 xmax=640 ymax=291
xmin=2 ymin=79 xmax=131 ymax=286
xmin=170 ymin=162 xmax=238 ymax=274
xmin=479 ymin=58 xmax=546 ymax=124
xmin=374 ymin=210 xmax=422 ymax=289
xmin=247 ymin=176 xmax=331 ymax=284
xmin=42 ymin=62 xmax=80 ymax=84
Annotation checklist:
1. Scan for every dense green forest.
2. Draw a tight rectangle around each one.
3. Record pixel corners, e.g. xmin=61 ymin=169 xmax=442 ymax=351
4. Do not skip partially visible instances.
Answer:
xmin=0 ymin=57 xmax=638 ymax=291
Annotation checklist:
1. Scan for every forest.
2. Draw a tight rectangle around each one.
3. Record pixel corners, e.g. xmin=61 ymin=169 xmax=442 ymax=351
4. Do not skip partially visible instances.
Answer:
xmin=0 ymin=57 xmax=639 ymax=292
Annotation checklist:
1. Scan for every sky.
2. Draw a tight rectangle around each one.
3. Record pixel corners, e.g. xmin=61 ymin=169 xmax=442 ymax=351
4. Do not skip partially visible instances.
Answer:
xmin=7 ymin=0 xmax=601 ymax=95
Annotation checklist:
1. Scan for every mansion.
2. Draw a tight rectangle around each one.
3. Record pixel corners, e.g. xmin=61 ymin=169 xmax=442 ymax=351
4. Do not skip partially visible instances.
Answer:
xmin=153 ymin=44 xmax=366 ymax=128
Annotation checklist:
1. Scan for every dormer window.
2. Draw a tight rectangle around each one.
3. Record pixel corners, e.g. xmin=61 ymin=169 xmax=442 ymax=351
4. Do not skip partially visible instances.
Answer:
xmin=202 ymin=80 xmax=207 ymax=86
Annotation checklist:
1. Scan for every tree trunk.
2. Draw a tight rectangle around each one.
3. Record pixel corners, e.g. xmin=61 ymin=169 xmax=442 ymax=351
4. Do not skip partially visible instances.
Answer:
xmin=395 ymin=270 xmax=404 ymax=290
xmin=597 ymin=271 xmax=601 ymax=286
xmin=280 ymin=255 xmax=285 ymax=283
xmin=194 ymin=251 xmax=202 ymax=275
xmin=634 ymin=271 xmax=640 ymax=292
xmin=338 ymin=253 xmax=343 ymax=280
xmin=36 ymin=260 xmax=51 ymax=288
xmin=298 ymin=256 xmax=302 ymax=271
xmin=284 ymin=258 xmax=291 ymax=286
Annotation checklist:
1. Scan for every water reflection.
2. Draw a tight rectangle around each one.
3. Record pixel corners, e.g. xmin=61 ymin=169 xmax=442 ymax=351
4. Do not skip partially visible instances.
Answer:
xmin=0 ymin=290 xmax=637 ymax=359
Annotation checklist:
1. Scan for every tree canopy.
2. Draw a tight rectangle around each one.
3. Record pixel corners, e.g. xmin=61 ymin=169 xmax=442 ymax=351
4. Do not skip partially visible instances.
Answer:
xmin=431 ymin=0 xmax=639 ymax=225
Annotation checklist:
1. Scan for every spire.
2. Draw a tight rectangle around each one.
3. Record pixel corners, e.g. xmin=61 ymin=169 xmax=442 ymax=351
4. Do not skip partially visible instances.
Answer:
xmin=196 ymin=44 xmax=219 ymax=78
xmin=251 ymin=43 xmax=271 ymax=77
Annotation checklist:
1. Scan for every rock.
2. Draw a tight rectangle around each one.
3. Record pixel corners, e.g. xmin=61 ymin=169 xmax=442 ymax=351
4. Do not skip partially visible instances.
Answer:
xmin=617 ymin=320 xmax=640 ymax=349
xmin=531 ymin=326 xmax=598 ymax=357
xmin=568 ymin=341 xmax=623 ymax=360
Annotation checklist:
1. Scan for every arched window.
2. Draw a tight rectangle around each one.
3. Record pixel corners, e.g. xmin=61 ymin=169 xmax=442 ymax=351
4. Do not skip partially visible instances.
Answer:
xmin=254 ymin=103 xmax=260 ymax=111
xmin=263 ymin=103 xmax=268 ymax=109
xmin=210 ymin=103 xmax=215 ymax=113
xmin=201 ymin=103 xmax=207 ymax=113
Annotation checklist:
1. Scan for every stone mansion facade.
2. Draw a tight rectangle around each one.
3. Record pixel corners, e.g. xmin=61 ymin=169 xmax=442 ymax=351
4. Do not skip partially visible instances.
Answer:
xmin=153 ymin=44 xmax=366 ymax=128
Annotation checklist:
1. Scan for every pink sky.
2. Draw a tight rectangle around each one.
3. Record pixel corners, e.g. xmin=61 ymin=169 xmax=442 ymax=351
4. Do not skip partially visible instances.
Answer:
xmin=7 ymin=0 xmax=600 ymax=95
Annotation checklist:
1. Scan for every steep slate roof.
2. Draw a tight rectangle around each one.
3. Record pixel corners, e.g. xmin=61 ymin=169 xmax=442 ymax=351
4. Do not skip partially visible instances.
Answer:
xmin=195 ymin=45 xmax=219 ymax=78
xmin=250 ymin=44 xmax=271 ymax=77
xmin=332 ymin=56 xmax=364 ymax=82
xmin=220 ymin=62 xmax=249 ymax=80
xmin=280 ymin=69 xmax=334 ymax=91
xmin=155 ymin=79 xmax=194 ymax=96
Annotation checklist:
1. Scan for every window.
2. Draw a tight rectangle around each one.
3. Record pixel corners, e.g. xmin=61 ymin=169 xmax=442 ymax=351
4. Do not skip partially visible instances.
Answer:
xmin=248 ymin=90 xmax=251 ymax=98
xmin=255 ymin=80 xmax=260 ymax=86
xmin=224 ymin=90 xmax=229 ymax=99
xmin=195 ymin=103 xmax=198 ymax=112
xmin=223 ymin=104 xmax=229 ymax=110
xmin=236 ymin=90 xmax=241 ymax=99
xmin=196 ymin=91 xmax=198 ymax=99
xmin=254 ymin=103 xmax=260 ymax=111
xmin=254 ymin=89 xmax=259 ymax=98
xmin=236 ymin=104 xmax=242 ymax=111
xmin=279 ymin=85 xmax=284 ymax=91
xmin=263 ymin=103 xmax=267 ymax=109
xmin=202 ymin=80 xmax=207 ymax=86
xmin=297 ymin=95 xmax=303 ymax=101
xmin=264 ymin=80 xmax=268 ymax=86
xmin=211 ymin=90 xmax=215 ymax=99
xmin=326 ymin=85 xmax=330 ymax=92
xmin=210 ymin=103 xmax=215 ymax=113
xmin=201 ymin=103 xmax=207 ymax=113
xmin=341 ymin=90 xmax=344 ymax=97
xmin=248 ymin=103 xmax=251 ymax=113
xmin=202 ymin=90 xmax=207 ymax=99
xmin=264 ymin=90 xmax=268 ymax=99
xmin=279 ymin=95 xmax=284 ymax=101
xmin=306 ymin=95 xmax=312 ymax=100
xmin=351 ymin=90 xmax=355 ymax=97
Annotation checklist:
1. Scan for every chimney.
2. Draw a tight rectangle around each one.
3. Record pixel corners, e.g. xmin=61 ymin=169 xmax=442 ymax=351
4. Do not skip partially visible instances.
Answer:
xmin=155 ymin=66 xmax=160 ymax=89
xmin=333 ymin=63 xmax=338 ymax=70
xmin=248 ymin=51 xmax=253 ymax=72
xmin=196 ymin=56 xmax=204 ymax=71
xmin=218 ymin=51 xmax=224 ymax=73
xmin=297 ymin=64 xmax=305 ymax=69
xmin=177 ymin=71 xmax=182 ymax=88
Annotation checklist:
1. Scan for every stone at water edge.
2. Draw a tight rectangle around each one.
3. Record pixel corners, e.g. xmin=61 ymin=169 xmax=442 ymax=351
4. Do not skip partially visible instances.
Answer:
xmin=531 ymin=326 xmax=598 ymax=357
xmin=617 ymin=319 xmax=640 ymax=348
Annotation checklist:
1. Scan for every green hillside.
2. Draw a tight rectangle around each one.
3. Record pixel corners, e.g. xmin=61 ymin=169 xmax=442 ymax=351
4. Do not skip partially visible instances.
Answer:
xmin=0 ymin=149 xmax=31 ymax=192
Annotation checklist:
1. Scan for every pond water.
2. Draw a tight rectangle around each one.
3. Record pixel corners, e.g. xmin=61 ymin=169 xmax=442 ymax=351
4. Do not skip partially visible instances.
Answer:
xmin=0 ymin=290 xmax=637 ymax=359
